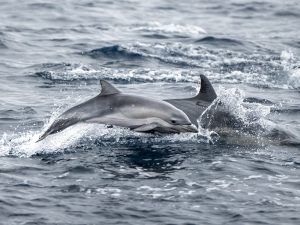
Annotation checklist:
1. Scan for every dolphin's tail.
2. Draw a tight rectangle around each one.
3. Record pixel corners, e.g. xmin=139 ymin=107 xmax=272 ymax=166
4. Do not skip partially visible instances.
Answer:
xmin=36 ymin=118 xmax=80 ymax=142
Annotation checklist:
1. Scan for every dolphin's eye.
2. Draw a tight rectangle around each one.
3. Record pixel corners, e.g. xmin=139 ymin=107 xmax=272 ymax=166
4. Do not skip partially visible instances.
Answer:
xmin=171 ymin=119 xmax=176 ymax=124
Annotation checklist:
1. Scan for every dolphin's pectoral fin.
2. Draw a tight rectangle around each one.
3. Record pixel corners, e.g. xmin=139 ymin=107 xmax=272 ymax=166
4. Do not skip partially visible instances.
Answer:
xmin=133 ymin=123 xmax=158 ymax=132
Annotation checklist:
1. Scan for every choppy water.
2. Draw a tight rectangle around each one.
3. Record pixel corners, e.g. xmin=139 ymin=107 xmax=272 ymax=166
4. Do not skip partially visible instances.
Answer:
xmin=1 ymin=0 xmax=300 ymax=224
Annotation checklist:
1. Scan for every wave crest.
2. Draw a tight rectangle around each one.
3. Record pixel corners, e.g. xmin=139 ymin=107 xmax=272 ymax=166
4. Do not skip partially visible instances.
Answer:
xmin=131 ymin=22 xmax=206 ymax=37
xmin=31 ymin=43 xmax=300 ymax=89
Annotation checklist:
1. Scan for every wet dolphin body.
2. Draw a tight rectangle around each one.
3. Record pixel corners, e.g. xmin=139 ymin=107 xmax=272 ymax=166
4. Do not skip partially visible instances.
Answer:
xmin=165 ymin=75 xmax=244 ymax=130
xmin=37 ymin=80 xmax=198 ymax=142
xmin=165 ymin=75 xmax=218 ymax=128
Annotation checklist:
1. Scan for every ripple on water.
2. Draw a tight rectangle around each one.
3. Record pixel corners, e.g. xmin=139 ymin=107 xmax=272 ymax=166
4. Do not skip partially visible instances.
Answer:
xmin=83 ymin=45 xmax=145 ymax=60
xmin=0 ymin=40 xmax=8 ymax=49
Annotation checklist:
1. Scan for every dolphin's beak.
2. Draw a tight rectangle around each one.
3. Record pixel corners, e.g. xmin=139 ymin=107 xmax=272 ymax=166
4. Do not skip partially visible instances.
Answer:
xmin=174 ymin=124 xmax=198 ymax=133
xmin=184 ymin=124 xmax=199 ymax=133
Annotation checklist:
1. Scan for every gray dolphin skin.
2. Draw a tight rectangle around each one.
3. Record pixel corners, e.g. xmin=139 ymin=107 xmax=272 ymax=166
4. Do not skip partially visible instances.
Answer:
xmin=166 ymin=75 xmax=255 ymax=131
xmin=37 ymin=80 xmax=198 ymax=142
xmin=165 ymin=75 xmax=218 ymax=128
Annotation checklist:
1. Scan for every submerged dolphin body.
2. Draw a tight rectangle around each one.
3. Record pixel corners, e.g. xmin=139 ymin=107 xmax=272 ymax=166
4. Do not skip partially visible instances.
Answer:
xmin=166 ymin=75 xmax=245 ymax=131
xmin=37 ymin=80 xmax=198 ymax=142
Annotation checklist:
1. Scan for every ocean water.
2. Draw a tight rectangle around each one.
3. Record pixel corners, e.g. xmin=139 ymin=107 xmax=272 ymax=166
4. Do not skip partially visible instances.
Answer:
xmin=0 ymin=0 xmax=300 ymax=224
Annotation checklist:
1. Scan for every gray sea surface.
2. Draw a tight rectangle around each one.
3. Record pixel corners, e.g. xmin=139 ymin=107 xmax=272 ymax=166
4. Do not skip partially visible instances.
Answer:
xmin=0 ymin=0 xmax=300 ymax=224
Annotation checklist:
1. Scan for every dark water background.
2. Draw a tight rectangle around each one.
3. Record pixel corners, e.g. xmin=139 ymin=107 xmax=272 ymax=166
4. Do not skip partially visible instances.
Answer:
xmin=1 ymin=0 xmax=300 ymax=224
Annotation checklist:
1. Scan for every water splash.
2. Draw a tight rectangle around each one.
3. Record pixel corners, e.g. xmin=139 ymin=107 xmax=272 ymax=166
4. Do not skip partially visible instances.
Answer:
xmin=281 ymin=50 xmax=300 ymax=89
xmin=199 ymin=86 xmax=273 ymax=142
xmin=0 ymin=115 xmax=213 ymax=158
xmin=217 ymin=87 xmax=271 ymax=126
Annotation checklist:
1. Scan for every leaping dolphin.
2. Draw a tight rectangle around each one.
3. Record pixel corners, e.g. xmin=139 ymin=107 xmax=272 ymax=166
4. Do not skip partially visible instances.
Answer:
xmin=37 ymin=80 xmax=198 ymax=142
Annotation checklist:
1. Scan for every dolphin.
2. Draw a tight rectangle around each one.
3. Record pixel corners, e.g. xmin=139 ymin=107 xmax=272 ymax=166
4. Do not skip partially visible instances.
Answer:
xmin=165 ymin=75 xmax=218 ymax=128
xmin=165 ymin=75 xmax=251 ymax=131
xmin=37 ymin=80 xmax=198 ymax=142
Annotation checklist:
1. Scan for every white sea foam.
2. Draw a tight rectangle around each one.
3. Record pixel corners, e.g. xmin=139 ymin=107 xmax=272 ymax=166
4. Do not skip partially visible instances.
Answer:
xmin=289 ymin=68 xmax=300 ymax=88
xmin=131 ymin=22 xmax=206 ymax=35
xmin=41 ymin=64 xmax=201 ymax=82
xmin=281 ymin=50 xmax=300 ymax=88
xmin=0 ymin=112 xmax=213 ymax=157
xmin=216 ymin=86 xmax=271 ymax=127
xmin=38 ymin=43 xmax=300 ymax=89
xmin=280 ymin=50 xmax=295 ymax=70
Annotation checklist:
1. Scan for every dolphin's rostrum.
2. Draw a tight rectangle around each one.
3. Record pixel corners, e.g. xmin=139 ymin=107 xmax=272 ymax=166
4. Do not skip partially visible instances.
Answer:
xmin=37 ymin=79 xmax=200 ymax=142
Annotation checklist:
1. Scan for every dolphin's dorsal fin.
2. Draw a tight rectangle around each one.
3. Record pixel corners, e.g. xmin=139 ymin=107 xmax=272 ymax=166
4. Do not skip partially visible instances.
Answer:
xmin=195 ymin=75 xmax=217 ymax=102
xmin=99 ymin=80 xmax=121 ymax=96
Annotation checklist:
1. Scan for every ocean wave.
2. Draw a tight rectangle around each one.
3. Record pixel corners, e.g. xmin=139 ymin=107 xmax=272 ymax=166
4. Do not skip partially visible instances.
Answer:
xmin=193 ymin=36 xmax=263 ymax=53
xmin=32 ymin=42 xmax=300 ymax=89
xmin=131 ymin=22 xmax=206 ymax=37
xmin=274 ymin=11 xmax=300 ymax=18
xmin=33 ymin=64 xmax=201 ymax=82
xmin=0 ymin=39 xmax=7 ymax=49
xmin=243 ymin=97 xmax=274 ymax=105
xmin=0 ymin=107 xmax=37 ymax=120
xmin=82 ymin=43 xmax=203 ymax=68
xmin=83 ymin=45 xmax=144 ymax=60
xmin=27 ymin=2 xmax=61 ymax=10
xmin=141 ymin=34 xmax=169 ymax=39
xmin=195 ymin=36 xmax=244 ymax=46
